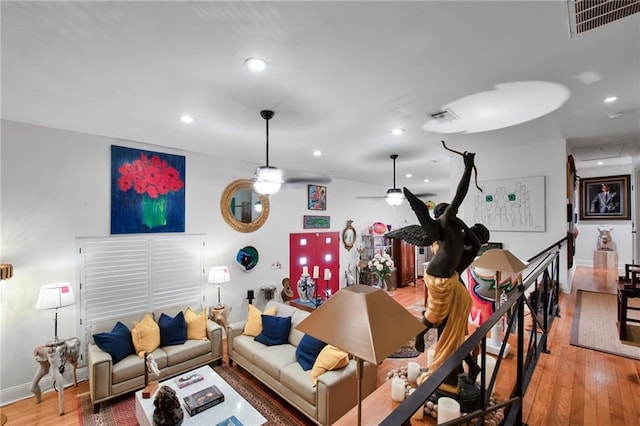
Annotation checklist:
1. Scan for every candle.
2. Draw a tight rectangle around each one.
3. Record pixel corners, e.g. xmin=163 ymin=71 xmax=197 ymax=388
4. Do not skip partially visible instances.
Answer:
xmin=324 ymin=268 xmax=331 ymax=281
xmin=407 ymin=362 xmax=420 ymax=383
xmin=313 ymin=266 xmax=320 ymax=279
xmin=409 ymin=389 xmax=424 ymax=420
xmin=302 ymin=266 xmax=309 ymax=276
xmin=427 ymin=349 xmax=435 ymax=368
xmin=437 ymin=397 xmax=460 ymax=424
xmin=476 ymin=355 xmax=497 ymax=389
xmin=390 ymin=378 xmax=405 ymax=402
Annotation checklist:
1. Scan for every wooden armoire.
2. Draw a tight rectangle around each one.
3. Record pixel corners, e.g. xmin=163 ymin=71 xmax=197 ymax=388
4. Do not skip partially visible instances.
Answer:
xmin=391 ymin=238 xmax=416 ymax=287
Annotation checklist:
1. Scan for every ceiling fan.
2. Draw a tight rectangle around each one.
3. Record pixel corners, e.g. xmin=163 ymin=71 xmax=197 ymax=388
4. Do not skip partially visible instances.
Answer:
xmin=356 ymin=154 xmax=435 ymax=204
xmin=252 ymin=110 xmax=331 ymax=194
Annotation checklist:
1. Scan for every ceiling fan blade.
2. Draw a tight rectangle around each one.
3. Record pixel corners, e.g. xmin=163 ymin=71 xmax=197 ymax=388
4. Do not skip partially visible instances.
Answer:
xmin=355 ymin=195 xmax=387 ymax=199
xmin=281 ymin=170 xmax=332 ymax=186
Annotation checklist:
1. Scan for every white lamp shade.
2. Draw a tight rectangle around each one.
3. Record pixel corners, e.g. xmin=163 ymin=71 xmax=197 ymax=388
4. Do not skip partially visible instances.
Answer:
xmin=208 ymin=266 xmax=231 ymax=284
xmin=35 ymin=283 xmax=75 ymax=310
xmin=385 ymin=188 xmax=404 ymax=206
xmin=253 ymin=166 xmax=283 ymax=196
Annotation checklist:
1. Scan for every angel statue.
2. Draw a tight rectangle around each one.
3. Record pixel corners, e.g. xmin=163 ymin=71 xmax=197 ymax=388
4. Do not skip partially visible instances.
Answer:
xmin=386 ymin=142 xmax=489 ymax=395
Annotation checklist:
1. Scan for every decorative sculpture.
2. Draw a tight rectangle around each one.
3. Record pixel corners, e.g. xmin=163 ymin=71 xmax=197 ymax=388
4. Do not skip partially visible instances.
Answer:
xmin=143 ymin=352 xmax=160 ymax=398
xmin=209 ymin=304 xmax=232 ymax=332
xmin=31 ymin=337 xmax=80 ymax=415
xmin=152 ymin=385 xmax=184 ymax=426
xmin=280 ymin=277 xmax=294 ymax=301
xmin=386 ymin=142 xmax=489 ymax=400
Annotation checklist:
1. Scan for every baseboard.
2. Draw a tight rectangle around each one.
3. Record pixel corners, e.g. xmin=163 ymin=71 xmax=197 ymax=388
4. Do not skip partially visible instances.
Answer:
xmin=0 ymin=366 xmax=88 ymax=407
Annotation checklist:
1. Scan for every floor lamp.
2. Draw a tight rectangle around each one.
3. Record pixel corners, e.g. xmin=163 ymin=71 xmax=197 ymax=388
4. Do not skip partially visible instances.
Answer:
xmin=471 ymin=249 xmax=527 ymax=357
xmin=296 ymin=284 xmax=425 ymax=426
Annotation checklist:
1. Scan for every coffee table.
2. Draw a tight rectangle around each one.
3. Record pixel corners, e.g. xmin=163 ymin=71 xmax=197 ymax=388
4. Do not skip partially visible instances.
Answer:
xmin=135 ymin=365 xmax=267 ymax=426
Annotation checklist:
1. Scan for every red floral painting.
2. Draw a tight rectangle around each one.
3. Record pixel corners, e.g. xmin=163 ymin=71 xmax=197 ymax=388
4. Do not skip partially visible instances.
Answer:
xmin=111 ymin=145 xmax=186 ymax=234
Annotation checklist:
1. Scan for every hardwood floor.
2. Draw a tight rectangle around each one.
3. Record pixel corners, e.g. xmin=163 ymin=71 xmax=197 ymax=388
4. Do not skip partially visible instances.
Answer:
xmin=2 ymin=266 xmax=639 ymax=425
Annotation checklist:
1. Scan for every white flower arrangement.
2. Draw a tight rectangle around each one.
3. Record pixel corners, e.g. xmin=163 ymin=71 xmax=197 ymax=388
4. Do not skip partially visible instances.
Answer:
xmin=368 ymin=251 xmax=394 ymax=281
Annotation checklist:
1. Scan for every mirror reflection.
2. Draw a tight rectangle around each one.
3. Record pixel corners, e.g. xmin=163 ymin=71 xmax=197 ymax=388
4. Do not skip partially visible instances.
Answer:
xmin=221 ymin=179 xmax=270 ymax=233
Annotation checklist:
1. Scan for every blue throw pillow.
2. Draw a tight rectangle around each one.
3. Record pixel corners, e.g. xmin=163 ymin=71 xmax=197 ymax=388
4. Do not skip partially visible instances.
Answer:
xmin=93 ymin=321 xmax=135 ymax=364
xmin=158 ymin=311 xmax=187 ymax=346
xmin=254 ymin=315 xmax=292 ymax=346
xmin=296 ymin=334 xmax=327 ymax=371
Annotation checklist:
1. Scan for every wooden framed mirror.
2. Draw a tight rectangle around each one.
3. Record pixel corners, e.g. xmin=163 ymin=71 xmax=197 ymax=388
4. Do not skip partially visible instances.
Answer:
xmin=220 ymin=179 xmax=270 ymax=233
xmin=342 ymin=219 xmax=356 ymax=251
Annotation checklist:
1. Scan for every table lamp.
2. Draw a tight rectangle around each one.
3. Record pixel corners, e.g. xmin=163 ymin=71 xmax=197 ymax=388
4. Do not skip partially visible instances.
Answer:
xmin=208 ymin=266 xmax=231 ymax=308
xmin=296 ymin=285 xmax=425 ymax=426
xmin=35 ymin=282 xmax=76 ymax=346
xmin=471 ymin=249 xmax=527 ymax=357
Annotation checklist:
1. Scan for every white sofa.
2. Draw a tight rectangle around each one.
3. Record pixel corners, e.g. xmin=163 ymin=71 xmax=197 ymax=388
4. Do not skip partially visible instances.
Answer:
xmin=87 ymin=304 xmax=223 ymax=411
xmin=227 ymin=300 xmax=377 ymax=425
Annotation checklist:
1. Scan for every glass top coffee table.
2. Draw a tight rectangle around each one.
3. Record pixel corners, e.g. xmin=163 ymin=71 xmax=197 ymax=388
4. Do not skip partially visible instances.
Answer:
xmin=135 ymin=365 xmax=267 ymax=426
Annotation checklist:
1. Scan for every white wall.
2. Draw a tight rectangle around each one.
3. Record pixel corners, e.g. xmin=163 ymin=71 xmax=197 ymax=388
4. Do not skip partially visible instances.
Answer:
xmin=573 ymin=162 xmax=634 ymax=268
xmin=457 ymin=139 xmax=570 ymax=291
xmin=0 ymin=120 xmax=420 ymax=403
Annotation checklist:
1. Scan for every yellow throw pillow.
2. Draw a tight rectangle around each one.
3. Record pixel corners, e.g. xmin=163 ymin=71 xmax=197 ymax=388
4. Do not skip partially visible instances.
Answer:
xmin=184 ymin=307 xmax=208 ymax=340
xmin=242 ymin=304 xmax=277 ymax=337
xmin=310 ymin=344 xmax=349 ymax=385
xmin=131 ymin=314 xmax=161 ymax=357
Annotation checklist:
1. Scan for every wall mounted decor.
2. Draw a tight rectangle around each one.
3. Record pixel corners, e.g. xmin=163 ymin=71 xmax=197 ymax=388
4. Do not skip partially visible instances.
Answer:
xmin=236 ymin=246 xmax=259 ymax=272
xmin=111 ymin=145 xmax=185 ymax=234
xmin=303 ymin=215 xmax=330 ymax=229
xmin=220 ymin=179 xmax=270 ymax=233
xmin=579 ymin=174 xmax=631 ymax=220
xmin=307 ymin=184 xmax=327 ymax=210
xmin=473 ymin=175 xmax=545 ymax=232
xmin=342 ymin=220 xmax=357 ymax=251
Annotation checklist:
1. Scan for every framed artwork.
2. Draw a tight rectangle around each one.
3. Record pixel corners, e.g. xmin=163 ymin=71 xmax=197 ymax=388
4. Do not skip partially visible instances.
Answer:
xmin=473 ymin=175 xmax=545 ymax=232
xmin=579 ymin=174 xmax=630 ymax=220
xmin=342 ymin=220 xmax=356 ymax=251
xmin=477 ymin=242 xmax=503 ymax=257
xmin=308 ymin=184 xmax=327 ymax=210
xmin=111 ymin=145 xmax=186 ymax=234
xmin=303 ymin=215 xmax=330 ymax=229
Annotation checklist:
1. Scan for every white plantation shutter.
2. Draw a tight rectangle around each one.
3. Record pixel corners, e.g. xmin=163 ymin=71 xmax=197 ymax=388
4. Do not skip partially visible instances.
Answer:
xmin=77 ymin=234 xmax=204 ymax=365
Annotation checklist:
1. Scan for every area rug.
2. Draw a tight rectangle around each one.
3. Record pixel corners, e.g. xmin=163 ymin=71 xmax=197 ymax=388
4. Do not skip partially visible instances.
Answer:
xmin=78 ymin=364 xmax=312 ymax=425
xmin=570 ymin=290 xmax=640 ymax=360
xmin=388 ymin=329 xmax=437 ymax=358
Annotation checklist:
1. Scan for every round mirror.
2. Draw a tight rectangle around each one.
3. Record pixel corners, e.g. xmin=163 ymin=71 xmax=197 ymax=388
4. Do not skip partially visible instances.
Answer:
xmin=220 ymin=179 xmax=270 ymax=233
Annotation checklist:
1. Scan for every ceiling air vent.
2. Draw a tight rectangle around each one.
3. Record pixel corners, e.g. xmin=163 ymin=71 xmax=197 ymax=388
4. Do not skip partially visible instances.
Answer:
xmin=570 ymin=0 xmax=640 ymax=35
xmin=428 ymin=108 xmax=460 ymax=124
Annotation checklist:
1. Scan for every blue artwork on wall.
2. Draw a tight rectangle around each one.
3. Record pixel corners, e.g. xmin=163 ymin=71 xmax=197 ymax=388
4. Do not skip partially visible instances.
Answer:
xmin=111 ymin=145 xmax=186 ymax=234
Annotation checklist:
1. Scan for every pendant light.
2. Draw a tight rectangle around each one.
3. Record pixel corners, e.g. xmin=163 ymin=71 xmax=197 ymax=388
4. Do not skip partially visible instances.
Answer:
xmin=252 ymin=110 xmax=283 ymax=196
xmin=385 ymin=154 xmax=404 ymax=206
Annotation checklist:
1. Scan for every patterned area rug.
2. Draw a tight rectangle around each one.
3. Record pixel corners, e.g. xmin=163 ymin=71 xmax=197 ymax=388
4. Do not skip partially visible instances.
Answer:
xmin=388 ymin=329 xmax=437 ymax=358
xmin=77 ymin=364 xmax=312 ymax=425
xmin=570 ymin=290 xmax=640 ymax=360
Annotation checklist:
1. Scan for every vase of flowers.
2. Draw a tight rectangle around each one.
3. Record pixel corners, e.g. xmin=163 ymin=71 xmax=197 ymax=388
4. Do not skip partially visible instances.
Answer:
xmin=117 ymin=153 xmax=184 ymax=229
xmin=368 ymin=251 xmax=394 ymax=290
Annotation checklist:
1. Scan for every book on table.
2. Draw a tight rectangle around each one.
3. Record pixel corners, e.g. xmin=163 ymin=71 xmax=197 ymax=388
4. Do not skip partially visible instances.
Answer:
xmin=175 ymin=372 xmax=204 ymax=388
xmin=215 ymin=415 xmax=243 ymax=426
xmin=183 ymin=385 xmax=225 ymax=416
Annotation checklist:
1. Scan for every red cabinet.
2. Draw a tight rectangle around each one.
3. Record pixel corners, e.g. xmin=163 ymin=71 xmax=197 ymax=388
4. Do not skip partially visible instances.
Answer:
xmin=289 ymin=232 xmax=340 ymax=298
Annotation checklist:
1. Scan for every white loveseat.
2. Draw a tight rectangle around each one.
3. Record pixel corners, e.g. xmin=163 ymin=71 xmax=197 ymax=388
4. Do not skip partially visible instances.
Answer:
xmin=87 ymin=304 xmax=223 ymax=411
xmin=227 ymin=300 xmax=377 ymax=425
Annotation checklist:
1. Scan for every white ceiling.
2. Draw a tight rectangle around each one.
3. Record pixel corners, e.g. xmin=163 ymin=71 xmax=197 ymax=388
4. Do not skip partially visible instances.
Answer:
xmin=2 ymin=1 xmax=639 ymax=195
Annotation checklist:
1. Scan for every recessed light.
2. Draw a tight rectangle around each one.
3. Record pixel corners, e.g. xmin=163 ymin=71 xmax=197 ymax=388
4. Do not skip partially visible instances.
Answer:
xmin=405 ymin=173 xmax=412 ymax=178
xmin=597 ymin=161 xmax=604 ymax=165
xmin=604 ymin=96 xmax=618 ymax=103
xmin=245 ymin=57 xmax=268 ymax=72
xmin=392 ymin=128 xmax=404 ymax=135
xmin=180 ymin=115 xmax=193 ymax=124
xmin=424 ymin=179 xmax=430 ymax=183
xmin=313 ymin=150 xmax=322 ymax=156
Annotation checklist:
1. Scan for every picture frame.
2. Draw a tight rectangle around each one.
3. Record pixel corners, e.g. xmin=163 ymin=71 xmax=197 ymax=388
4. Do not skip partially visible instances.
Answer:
xmin=579 ymin=174 xmax=631 ymax=220
xmin=303 ymin=215 xmax=330 ymax=229
xmin=342 ymin=220 xmax=357 ymax=251
xmin=307 ymin=184 xmax=327 ymax=210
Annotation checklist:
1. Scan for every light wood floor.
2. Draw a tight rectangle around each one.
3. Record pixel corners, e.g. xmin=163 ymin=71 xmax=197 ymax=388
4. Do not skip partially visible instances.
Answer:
xmin=2 ymin=266 xmax=639 ymax=425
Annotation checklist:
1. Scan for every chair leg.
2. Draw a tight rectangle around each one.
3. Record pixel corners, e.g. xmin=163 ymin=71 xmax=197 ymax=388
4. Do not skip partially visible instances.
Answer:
xmin=619 ymin=294 xmax=628 ymax=340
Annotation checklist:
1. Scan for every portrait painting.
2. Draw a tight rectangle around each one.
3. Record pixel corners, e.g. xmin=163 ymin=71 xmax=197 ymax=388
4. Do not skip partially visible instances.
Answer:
xmin=579 ymin=174 xmax=630 ymax=221
xmin=111 ymin=145 xmax=186 ymax=234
